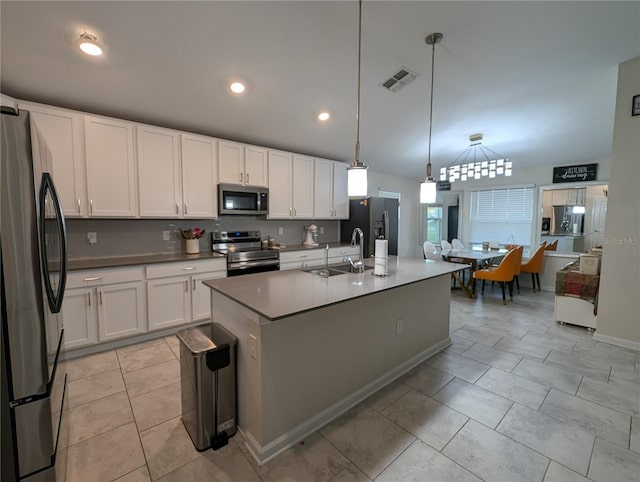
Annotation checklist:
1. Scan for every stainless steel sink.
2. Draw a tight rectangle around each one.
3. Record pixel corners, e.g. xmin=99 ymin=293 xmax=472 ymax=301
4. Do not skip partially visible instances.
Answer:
xmin=302 ymin=268 xmax=345 ymax=277
xmin=328 ymin=263 xmax=374 ymax=272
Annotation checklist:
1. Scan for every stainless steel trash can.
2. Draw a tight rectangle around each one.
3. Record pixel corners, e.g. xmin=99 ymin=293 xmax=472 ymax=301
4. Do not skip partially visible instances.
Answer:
xmin=177 ymin=322 xmax=237 ymax=451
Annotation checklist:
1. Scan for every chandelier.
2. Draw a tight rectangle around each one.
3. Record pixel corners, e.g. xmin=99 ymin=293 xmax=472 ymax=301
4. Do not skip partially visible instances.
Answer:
xmin=440 ymin=133 xmax=512 ymax=183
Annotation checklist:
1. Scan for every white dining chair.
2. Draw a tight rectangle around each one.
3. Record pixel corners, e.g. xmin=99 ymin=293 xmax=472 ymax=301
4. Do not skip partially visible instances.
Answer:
xmin=440 ymin=240 xmax=452 ymax=251
xmin=452 ymin=239 xmax=465 ymax=250
xmin=423 ymin=242 xmax=439 ymax=260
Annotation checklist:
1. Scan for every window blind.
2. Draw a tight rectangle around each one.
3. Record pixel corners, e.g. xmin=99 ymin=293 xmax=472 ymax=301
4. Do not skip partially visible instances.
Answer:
xmin=469 ymin=187 xmax=534 ymax=246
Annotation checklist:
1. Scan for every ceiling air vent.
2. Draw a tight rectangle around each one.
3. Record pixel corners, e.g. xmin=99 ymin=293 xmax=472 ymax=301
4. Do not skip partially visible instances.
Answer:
xmin=381 ymin=67 xmax=418 ymax=93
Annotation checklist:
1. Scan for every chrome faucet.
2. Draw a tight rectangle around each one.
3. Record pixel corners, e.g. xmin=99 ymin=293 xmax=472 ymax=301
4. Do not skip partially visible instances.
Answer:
xmin=346 ymin=228 xmax=365 ymax=273
xmin=322 ymin=244 xmax=330 ymax=278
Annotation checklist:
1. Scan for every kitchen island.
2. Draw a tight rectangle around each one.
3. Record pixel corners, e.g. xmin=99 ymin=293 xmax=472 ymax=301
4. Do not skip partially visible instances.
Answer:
xmin=203 ymin=257 xmax=465 ymax=464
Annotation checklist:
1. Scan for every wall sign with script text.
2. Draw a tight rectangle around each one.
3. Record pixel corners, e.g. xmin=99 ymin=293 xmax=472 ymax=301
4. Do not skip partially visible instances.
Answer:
xmin=436 ymin=181 xmax=451 ymax=191
xmin=553 ymin=164 xmax=597 ymax=183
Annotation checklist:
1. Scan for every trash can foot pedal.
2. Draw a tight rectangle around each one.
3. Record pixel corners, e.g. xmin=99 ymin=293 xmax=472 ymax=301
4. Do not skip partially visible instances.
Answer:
xmin=211 ymin=432 xmax=229 ymax=450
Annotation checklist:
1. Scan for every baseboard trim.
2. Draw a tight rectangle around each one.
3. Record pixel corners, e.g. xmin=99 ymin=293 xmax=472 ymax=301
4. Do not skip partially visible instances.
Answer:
xmin=592 ymin=333 xmax=640 ymax=351
xmin=242 ymin=337 xmax=452 ymax=465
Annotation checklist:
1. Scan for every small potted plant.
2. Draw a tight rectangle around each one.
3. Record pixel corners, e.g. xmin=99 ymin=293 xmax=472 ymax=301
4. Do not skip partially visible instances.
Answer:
xmin=179 ymin=227 xmax=206 ymax=254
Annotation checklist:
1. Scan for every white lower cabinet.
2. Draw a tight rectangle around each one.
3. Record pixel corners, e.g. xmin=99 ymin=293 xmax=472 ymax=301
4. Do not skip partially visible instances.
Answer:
xmin=146 ymin=259 xmax=227 ymax=331
xmin=98 ymin=281 xmax=146 ymax=341
xmin=62 ymin=267 xmax=146 ymax=350
xmin=61 ymin=288 xmax=98 ymax=349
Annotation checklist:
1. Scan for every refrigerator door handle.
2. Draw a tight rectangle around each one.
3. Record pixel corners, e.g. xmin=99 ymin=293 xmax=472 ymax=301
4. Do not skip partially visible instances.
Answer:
xmin=383 ymin=210 xmax=389 ymax=240
xmin=38 ymin=172 xmax=68 ymax=313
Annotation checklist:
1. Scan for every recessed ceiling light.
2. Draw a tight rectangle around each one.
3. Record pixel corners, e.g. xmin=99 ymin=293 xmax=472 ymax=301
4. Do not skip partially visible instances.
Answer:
xmin=318 ymin=112 xmax=330 ymax=121
xmin=230 ymin=82 xmax=246 ymax=94
xmin=76 ymin=32 xmax=103 ymax=56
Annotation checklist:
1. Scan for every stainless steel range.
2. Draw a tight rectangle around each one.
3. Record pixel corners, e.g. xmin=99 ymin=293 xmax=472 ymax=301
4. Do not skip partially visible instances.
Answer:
xmin=212 ymin=231 xmax=279 ymax=276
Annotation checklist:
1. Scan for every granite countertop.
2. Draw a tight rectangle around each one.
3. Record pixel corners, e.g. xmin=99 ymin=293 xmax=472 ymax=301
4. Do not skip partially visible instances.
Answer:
xmin=543 ymin=234 xmax=586 ymax=237
xmin=203 ymin=257 xmax=466 ymax=321
xmin=68 ymin=251 xmax=226 ymax=271
xmin=67 ymin=243 xmax=353 ymax=271
xmin=271 ymin=242 xmax=354 ymax=252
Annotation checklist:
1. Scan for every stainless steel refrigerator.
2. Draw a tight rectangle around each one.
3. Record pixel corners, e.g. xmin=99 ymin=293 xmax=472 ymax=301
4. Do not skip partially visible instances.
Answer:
xmin=1 ymin=105 xmax=68 ymax=481
xmin=340 ymin=197 xmax=399 ymax=258
xmin=551 ymin=205 xmax=585 ymax=235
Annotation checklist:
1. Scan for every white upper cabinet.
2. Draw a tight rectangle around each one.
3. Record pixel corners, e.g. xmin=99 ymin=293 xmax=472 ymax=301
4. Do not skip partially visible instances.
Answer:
xmin=267 ymin=150 xmax=293 ymax=218
xmin=292 ymin=155 xmax=314 ymax=218
xmin=84 ymin=116 xmax=137 ymax=217
xmin=313 ymin=159 xmax=334 ymax=218
xmin=219 ymin=141 xmax=268 ymax=187
xmin=21 ymin=102 xmax=87 ymax=217
xmin=244 ymin=145 xmax=268 ymax=186
xmin=218 ymin=140 xmax=244 ymax=185
xmin=137 ymin=125 xmax=181 ymax=217
xmin=313 ymin=159 xmax=349 ymax=219
xmin=181 ymin=134 xmax=218 ymax=218
xmin=332 ymin=161 xmax=349 ymax=219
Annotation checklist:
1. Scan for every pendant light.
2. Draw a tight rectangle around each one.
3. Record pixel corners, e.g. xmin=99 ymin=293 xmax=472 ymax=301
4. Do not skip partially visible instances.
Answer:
xmin=419 ymin=32 xmax=443 ymax=204
xmin=347 ymin=0 xmax=368 ymax=197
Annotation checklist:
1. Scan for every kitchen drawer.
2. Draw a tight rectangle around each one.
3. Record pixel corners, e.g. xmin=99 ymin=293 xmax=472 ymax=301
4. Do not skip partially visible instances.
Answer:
xmin=328 ymin=246 xmax=358 ymax=259
xmin=146 ymin=259 xmax=226 ymax=279
xmin=279 ymin=249 xmax=324 ymax=264
xmin=67 ymin=266 xmax=145 ymax=289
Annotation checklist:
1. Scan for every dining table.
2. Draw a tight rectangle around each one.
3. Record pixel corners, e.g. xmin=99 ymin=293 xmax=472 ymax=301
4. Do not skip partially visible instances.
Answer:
xmin=440 ymin=247 xmax=509 ymax=298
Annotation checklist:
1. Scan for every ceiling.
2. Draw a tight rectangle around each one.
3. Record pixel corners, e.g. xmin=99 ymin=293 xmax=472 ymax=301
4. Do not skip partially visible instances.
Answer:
xmin=1 ymin=1 xmax=638 ymax=181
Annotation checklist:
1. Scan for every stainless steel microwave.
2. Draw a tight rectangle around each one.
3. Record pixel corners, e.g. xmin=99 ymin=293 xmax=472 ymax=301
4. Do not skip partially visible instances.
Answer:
xmin=218 ymin=184 xmax=269 ymax=215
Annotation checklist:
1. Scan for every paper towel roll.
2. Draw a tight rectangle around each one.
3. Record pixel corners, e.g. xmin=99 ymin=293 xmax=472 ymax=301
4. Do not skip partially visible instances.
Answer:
xmin=374 ymin=239 xmax=389 ymax=276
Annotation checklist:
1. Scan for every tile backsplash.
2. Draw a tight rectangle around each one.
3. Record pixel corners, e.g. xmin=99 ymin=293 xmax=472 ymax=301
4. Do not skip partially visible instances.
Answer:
xmin=66 ymin=217 xmax=341 ymax=259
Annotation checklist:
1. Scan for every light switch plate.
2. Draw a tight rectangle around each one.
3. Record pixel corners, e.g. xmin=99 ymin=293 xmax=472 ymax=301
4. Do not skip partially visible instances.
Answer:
xmin=278 ymin=227 xmax=284 ymax=235
xmin=87 ymin=232 xmax=97 ymax=245
xmin=249 ymin=334 xmax=257 ymax=359
xmin=163 ymin=230 xmax=171 ymax=241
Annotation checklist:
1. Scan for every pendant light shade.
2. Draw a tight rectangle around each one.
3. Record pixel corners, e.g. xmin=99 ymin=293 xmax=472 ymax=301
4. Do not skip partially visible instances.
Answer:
xmin=419 ymin=32 xmax=443 ymax=204
xmin=347 ymin=0 xmax=368 ymax=197
xmin=420 ymin=178 xmax=437 ymax=204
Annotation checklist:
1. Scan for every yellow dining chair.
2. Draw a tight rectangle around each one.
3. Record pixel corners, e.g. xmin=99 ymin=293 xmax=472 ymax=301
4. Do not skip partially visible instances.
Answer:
xmin=544 ymin=239 xmax=558 ymax=251
xmin=473 ymin=248 xmax=519 ymax=305
xmin=512 ymin=246 xmax=524 ymax=294
xmin=521 ymin=243 xmax=546 ymax=292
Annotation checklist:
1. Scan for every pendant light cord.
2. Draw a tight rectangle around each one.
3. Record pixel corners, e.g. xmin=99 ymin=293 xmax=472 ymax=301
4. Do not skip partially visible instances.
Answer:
xmin=355 ymin=0 xmax=363 ymax=164
xmin=426 ymin=37 xmax=436 ymax=179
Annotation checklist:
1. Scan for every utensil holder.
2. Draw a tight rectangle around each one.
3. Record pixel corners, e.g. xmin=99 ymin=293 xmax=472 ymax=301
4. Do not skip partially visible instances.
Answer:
xmin=186 ymin=239 xmax=200 ymax=254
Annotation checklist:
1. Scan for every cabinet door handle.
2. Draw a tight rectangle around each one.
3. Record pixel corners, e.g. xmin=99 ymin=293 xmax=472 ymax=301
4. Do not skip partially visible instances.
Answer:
xmin=299 ymin=255 xmax=308 ymax=259
xmin=99 ymin=291 xmax=103 ymax=305
xmin=246 ymin=173 xmax=249 ymax=184
xmin=184 ymin=204 xmax=188 ymax=215
xmin=77 ymin=199 xmax=81 ymax=214
xmin=83 ymin=276 xmax=103 ymax=282
xmin=289 ymin=207 xmax=292 ymax=216
xmin=192 ymin=279 xmax=196 ymax=290
xmin=293 ymin=207 xmax=297 ymax=216
xmin=182 ymin=266 xmax=196 ymax=271
xmin=176 ymin=203 xmax=179 ymax=215
xmin=90 ymin=199 xmax=93 ymax=215
xmin=240 ymin=172 xmax=243 ymax=183
xmin=87 ymin=292 xmax=91 ymax=307
xmin=185 ymin=280 xmax=189 ymax=292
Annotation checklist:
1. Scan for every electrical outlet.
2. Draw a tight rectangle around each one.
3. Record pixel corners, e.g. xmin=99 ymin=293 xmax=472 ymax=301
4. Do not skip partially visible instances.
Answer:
xmin=87 ymin=232 xmax=97 ymax=245
xmin=319 ymin=226 xmax=325 ymax=234
xmin=396 ymin=318 xmax=403 ymax=334
xmin=249 ymin=333 xmax=257 ymax=360
xmin=163 ymin=230 xmax=171 ymax=241
xmin=278 ymin=227 xmax=284 ymax=235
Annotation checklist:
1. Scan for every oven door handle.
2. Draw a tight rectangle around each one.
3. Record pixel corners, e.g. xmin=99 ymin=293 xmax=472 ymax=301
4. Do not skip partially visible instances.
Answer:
xmin=228 ymin=259 xmax=280 ymax=270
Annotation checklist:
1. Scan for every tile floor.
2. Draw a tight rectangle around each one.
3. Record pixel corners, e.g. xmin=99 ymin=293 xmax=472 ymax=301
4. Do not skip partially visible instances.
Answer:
xmin=60 ymin=287 xmax=640 ymax=482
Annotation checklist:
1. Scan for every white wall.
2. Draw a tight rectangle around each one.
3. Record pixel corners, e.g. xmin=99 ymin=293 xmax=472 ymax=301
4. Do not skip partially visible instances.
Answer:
xmin=595 ymin=57 xmax=640 ymax=347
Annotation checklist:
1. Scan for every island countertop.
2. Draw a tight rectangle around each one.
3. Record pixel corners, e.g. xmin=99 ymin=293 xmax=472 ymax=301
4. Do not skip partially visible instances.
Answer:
xmin=203 ymin=257 xmax=466 ymax=321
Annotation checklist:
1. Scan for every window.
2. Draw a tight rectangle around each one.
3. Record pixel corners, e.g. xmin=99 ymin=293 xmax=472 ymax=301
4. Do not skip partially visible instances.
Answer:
xmin=469 ymin=187 xmax=534 ymax=246
xmin=423 ymin=205 xmax=443 ymax=243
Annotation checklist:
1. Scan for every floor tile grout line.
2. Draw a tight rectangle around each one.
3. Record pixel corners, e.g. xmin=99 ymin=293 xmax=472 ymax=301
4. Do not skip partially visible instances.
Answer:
xmin=317 ymin=429 xmax=371 ymax=480
xmin=120 ymin=357 xmax=154 ymax=482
